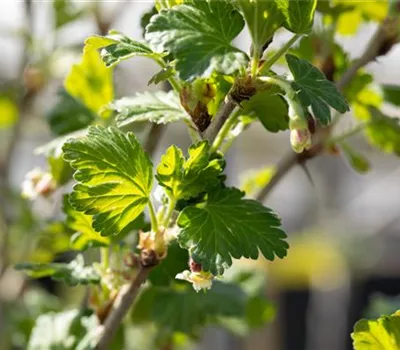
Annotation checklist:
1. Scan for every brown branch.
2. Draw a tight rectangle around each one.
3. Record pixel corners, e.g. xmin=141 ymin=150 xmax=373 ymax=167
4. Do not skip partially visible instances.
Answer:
xmin=255 ymin=17 xmax=398 ymax=202
xmin=95 ymin=265 xmax=153 ymax=350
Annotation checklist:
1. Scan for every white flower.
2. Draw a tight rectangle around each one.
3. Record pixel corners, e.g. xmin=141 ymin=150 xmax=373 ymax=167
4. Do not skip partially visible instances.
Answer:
xmin=21 ymin=168 xmax=56 ymax=200
xmin=176 ymin=270 xmax=214 ymax=292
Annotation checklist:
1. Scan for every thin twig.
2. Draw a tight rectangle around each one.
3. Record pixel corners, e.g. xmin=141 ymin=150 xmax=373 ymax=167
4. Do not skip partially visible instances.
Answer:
xmin=95 ymin=265 xmax=153 ymax=350
xmin=255 ymin=17 xmax=397 ymax=202
xmin=144 ymin=123 xmax=165 ymax=157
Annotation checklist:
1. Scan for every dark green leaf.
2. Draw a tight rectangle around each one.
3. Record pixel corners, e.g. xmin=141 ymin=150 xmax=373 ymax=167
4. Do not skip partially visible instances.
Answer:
xmin=242 ymin=89 xmax=289 ymax=132
xmin=382 ymin=84 xmax=400 ymax=107
xmin=148 ymin=66 xmax=175 ymax=86
xmin=235 ymin=0 xmax=284 ymax=51
xmin=62 ymin=126 xmax=153 ymax=236
xmin=111 ymin=91 xmax=189 ymax=128
xmin=145 ymin=1 xmax=248 ymax=80
xmin=149 ymin=240 xmax=189 ymax=286
xmin=15 ymin=255 xmax=100 ymax=286
xmin=63 ymin=195 xmax=110 ymax=250
xmin=85 ymin=31 xmax=156 ymax=68
xmin=156 ymin=141 xmax=225 ymax=201
xmin=140 ymin=6 xmax=158 ymax=37
xmin=276 ymin=0 xmax=317 ymax=33
xmin=46 ymin=90 xmax=95 ymax=136
xmin=352 ymin=311 xmax=400 ymax=350
xmin=286 ymin=53 xmax=349 ymax=124
xmin=177 ymin=187 xmax=288 ymax=275
xmin=48 ymin=152 xmax=73 ymax=186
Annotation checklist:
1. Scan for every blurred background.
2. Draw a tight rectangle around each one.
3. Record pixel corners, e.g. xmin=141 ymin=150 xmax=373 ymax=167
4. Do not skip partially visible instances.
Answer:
xmin=1 ymin=1 xmax=400 ymax=350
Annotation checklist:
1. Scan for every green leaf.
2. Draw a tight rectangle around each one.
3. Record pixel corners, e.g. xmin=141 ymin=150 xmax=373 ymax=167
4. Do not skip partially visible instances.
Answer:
xmin=177 ymin=187 xmax=288 ymax=275
xmin=156 ymin=141 xmax=224 ymax=201
xmin=85 ymin=31 xmax=156 ymax=68
xmin=53 ymin=0 xmax=84 ymax=29
xmin=286 ymin=53 xmax=349 ymax=125
xmin=148 ymin=66 xmax=175 ymax=86
xmin=276 ymin=0 xmax=317 ymax=33
xmin=0 ymin=95 xmax=18 ymax=129
xmin=46 ymin=89 xmax=95 ymax=136
xmin=242 ymin=89 xmax=289 ymax=132
xmin=340 ymin=142 xmax=370 ymax=174
xmin=48 ymin=152 xmax=73 ymax=186
xmin=132 ymin=281 xmax=246 ymax=336
xmin=64 ymin=48 xmax=113 ymax=115
xmin=235 ymin=0 xmax=284 ymax=51
xmin=145 ymin=1 xmax=248 ymax=80
xmin=62 ymin=126 xmax=153 ymax=236
xmin=148 ymin=241 xmax=189 ymax=286
xmin=365 ymin=108 xmax=400 ymax=156
xmin=111 ymin=91 xmax=189 ymax=128
xmin=140 ymin=6 xmax=158 ymax=37
xmin=382 ymin=84 xmax=400 ymax=107
xmin=15 ymin=255 xmax=100 ymax=286
xmin=28 ymin=309 xmax=99 ymax=350
xmin=63 ymin=195 xmax=110 ymax=250
xmin=352 ymin=311 xmax=400 ymax=350
xmin=240 ymin=166 xmax=276 ymax=196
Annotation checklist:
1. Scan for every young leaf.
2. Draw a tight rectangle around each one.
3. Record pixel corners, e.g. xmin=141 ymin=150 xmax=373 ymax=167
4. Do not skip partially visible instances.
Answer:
xmin=85 ymin=31 xmax=156 ymax=67
xmin=177 ymin=187 xmax=288 ymax=275
xmin=15 ymin=255 xmax=100 ymax=286
xmin=286 ymin=54 xmax=349 ymax=125
xmin=242 ymin=90 xmax=289 ymax=132
xmin=235 ymin=0 xmax=284 ymax=51
xmin=64 ymin=49 xmax=113 ymax=115
xmin=352 ymin=311 xmax=400 ymax=350
xmin=62 ymin=126 xmax=153 ymax=236
xmin=382 ymin=84 xmax=400 ymax=107
xmin=365 ymin=108 xmax=400 ymax=156
xmin=46 ymin=89 xmax=95 ymax=136
xmin=156 ymin=141 xmax=225 ymax=201
xmin=145 ymin=1 xmax=248 ymax=80
xmin=340 ymin=142 xmax=370 ymax=174
xmin=53 ymin=0 xmax=84 ymax=29
xmin=110 ymin=91 xmax=189 ymax=128
xmin=48 ymin=151 xmax=73 ymax=186
xmin=276 ymin=0 xmax=317 ymax=34
xmin=63 ymin=195 xmax=110 ymax=250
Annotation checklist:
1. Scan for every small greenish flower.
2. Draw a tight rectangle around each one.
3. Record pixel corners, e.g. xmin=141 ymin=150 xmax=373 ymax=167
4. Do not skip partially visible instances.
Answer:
xmin=176 ymin=270 xmax=214 ymax=292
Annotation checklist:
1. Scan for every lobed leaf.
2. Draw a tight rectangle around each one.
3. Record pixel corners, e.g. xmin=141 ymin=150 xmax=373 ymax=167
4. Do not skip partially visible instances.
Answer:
xmin=145 ymin=0 xmax=248 ymax=80
xmin=177 ymin=187 xmax=288 ymax=275
xmin=286 ymin=53 xmax=349 ymax=124
xmin=62 ymin=126 xmax=153 ymax=236
xmin=276 ymin=0 xmax=317 ymax=34
xmin=111 ymin=91 xmax=189 ymax=128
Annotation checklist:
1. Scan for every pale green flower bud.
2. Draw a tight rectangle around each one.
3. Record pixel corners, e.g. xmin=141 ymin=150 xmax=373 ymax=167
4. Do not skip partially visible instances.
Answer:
xmin=290 ymin=128 xmax=312 ymax=153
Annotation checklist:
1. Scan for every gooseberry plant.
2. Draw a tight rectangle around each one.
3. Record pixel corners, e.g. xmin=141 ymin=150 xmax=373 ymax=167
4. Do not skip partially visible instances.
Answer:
xmin=14 ymin=0 xmax=400 ymax=349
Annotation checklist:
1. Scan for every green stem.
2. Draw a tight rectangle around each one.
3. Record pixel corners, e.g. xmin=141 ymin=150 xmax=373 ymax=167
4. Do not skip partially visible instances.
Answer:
xmin=327 ymin=122 xmax=369 ymax=145
xmin=155 ymin=57 xmax=181 ymax=92
xmin=210 ymin=107 xmax=240 ymax=153
xmin=260 ymin=33 xmax=302 ymax=74
xmin=162 ymin=195 xmax=176 ymax=228
xmin=100 ymin=247 xmax=109 ymax=269
xmin=251 ymin=48 xmax=260 ymax=77
xmin=148 ymin=200 xmax=159 ymax=233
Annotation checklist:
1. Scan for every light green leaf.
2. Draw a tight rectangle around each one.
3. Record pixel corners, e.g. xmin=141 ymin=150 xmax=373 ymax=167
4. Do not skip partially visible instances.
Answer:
xmin=62 ymin=126 xmax=153 ymax=236
xmin=177 ymin=187 xmax=288 ymax=275
xmin=64 ymin=49 xmax=113 ymax=115
xmin=156 ymin=141 xmax=225 ymax=201
xmin=240 ymin=166 xmax=276 ymax=196
xmin=276 ymin=0 xmax=317 ymax=33
xmin=85 ymin=31 xmax=156 ymax=67
xmin=352 ymin=311 xmax=400 ymax=350
xmin=111 ymin=91 xmax=189 ymax=128
xmin=365 ymin=108 xmax=400 ymax=156
xmin=46 ymin=89 xmax=95 ymax=136
xmin=235 ymin=0 xmax=284 ymax=51
xmin=286 ymin=53 xmax=349 ymax=125
xmin=28 ymin=309 xmax=99 ymax=350
xmin=15 ymin=255 xmax=100 ymax=286
xmin=53 ymin=0 xmax=84 ymax=29
xmin=63 ymin=195 xmax=110 ymax=250
xmin=48 ymin=151 xmax=73 ymax=186
xmin=145 ymin=0 xmax=248 ymax=80
xmin=0 ymin=95 xmax=18 ymax=129
xmin=242 ymin=89 xmax=289 ymax=132
xmin=340 ymin=142 xmax=370 ymax=174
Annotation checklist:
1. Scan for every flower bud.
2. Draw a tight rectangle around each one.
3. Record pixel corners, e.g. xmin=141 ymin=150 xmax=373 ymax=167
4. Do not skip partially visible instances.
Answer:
xmin=138 ymin=229 xmax=167 ymax=262
xmin=21 ymin=168 xmax=57 ymax=200
xmin=289 ymin=115 xmax=308 ymax=130
xmin=290 ymin=128 xmax=312 ymax=153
